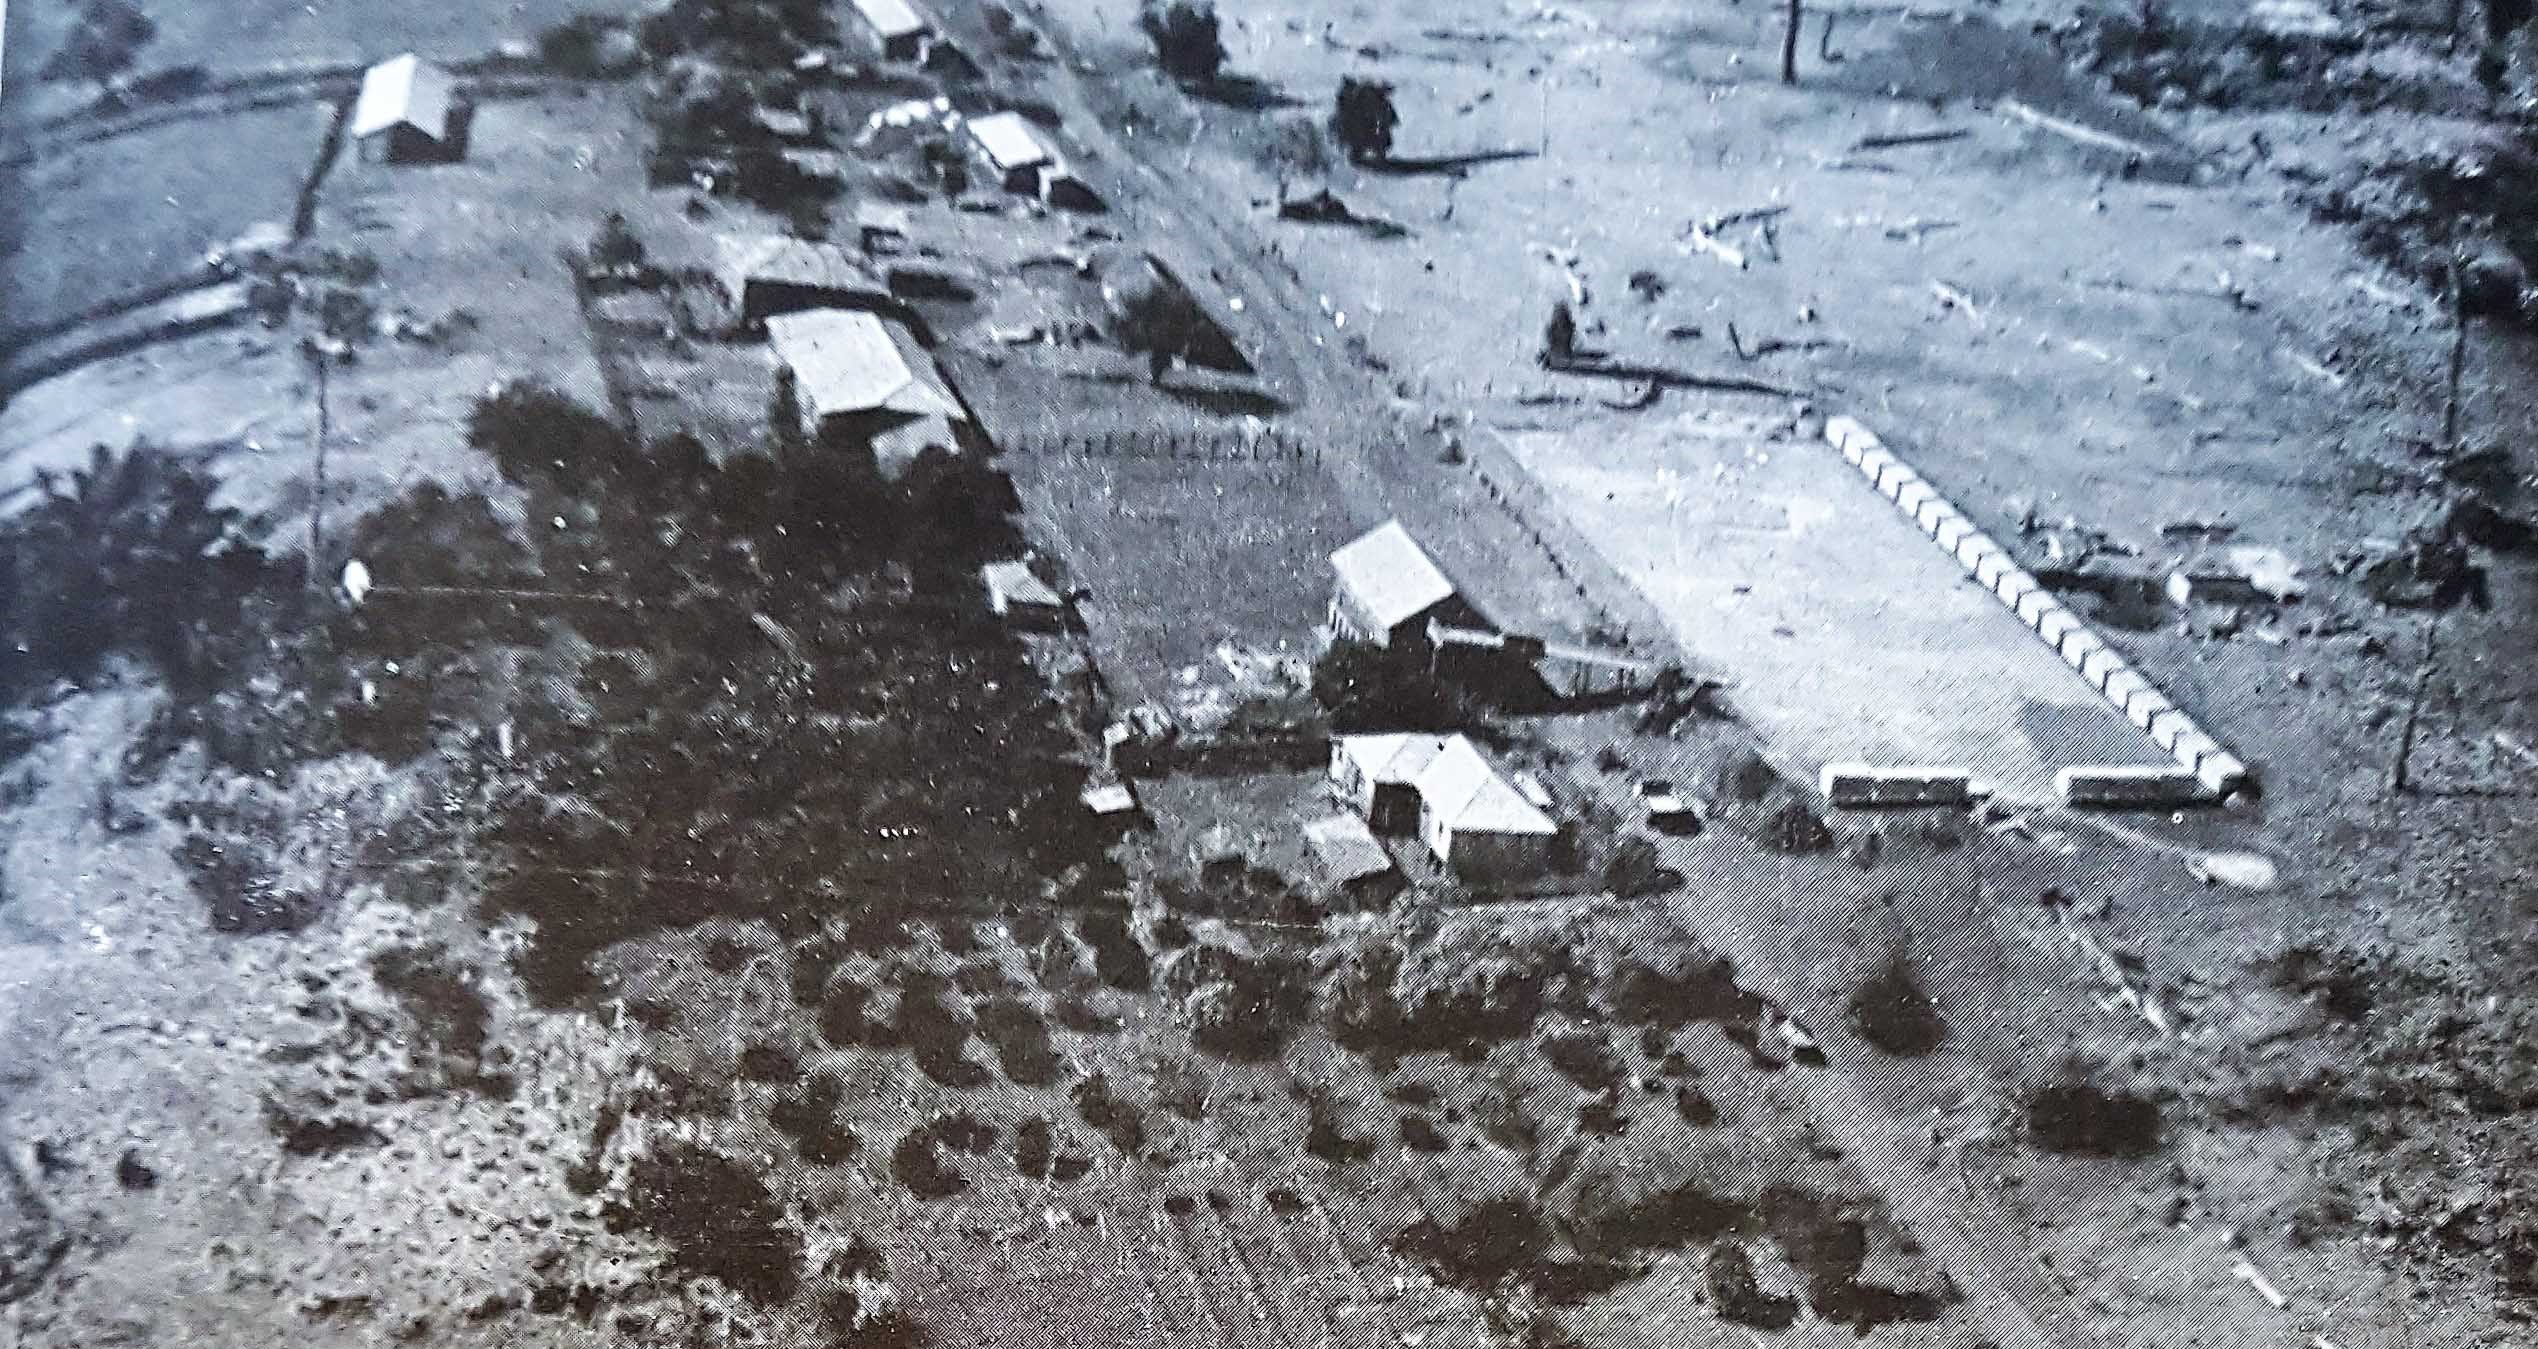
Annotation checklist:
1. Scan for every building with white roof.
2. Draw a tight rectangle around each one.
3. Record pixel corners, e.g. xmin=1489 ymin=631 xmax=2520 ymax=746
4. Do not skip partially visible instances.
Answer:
xmin=1411 ymin=736 xmax=1559 ymax=889
xmin=1327 ymin=519 xmax=1484 ymax=655
xmin=351 ymin=54 xmax=458 ymax=163
xmin=850 ymin=0 xmax=935 ymax=60
xmin=1329 ymin=733 xmax=1449 ymax=834
xmin=764 ymin=309 xmax=970 ymax=481
xmin=966 ymin=111 xmax=1057 ymax=194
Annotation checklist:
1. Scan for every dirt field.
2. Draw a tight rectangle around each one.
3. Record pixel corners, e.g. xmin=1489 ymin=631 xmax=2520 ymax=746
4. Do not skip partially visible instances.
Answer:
xmin=3 ymin=2 xmax=2536 ymax=1349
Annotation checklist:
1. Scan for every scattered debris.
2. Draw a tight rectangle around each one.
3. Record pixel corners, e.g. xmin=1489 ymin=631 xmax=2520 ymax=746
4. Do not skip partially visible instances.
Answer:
xmin=1929 ymin=279 xmax=1982 ymax=325
xmin=1849 ymin=128 xmax=1967 ymax=152
xmin=2230 ymin=1254 xmax=2289 ymax=1309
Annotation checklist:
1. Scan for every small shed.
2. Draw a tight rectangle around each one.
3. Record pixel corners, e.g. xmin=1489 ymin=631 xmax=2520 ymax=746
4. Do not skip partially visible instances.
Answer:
xmin=1413 ymin=736 xmax=1559 ymax=890
xmin=764 ymin=308 xmax=970 ymax=481
xmin=715 ymin=234 xmax=898 ymax=330
xmin=982 ymin=560 xmax=1065 ymax=626
xmin=966 ymin=111 xmax=1057 ymax=195
xmin=1080 ymin=780 xmax=1142 ymax=822
xmin=1303 ymin=813 xmax=1399 ymax=903
xmin=1328 ymin=520 xmax=1482 ymax=656
xmin=1329 ymin=733 xmax=1448 ymax=835
xmin=850 ymin=0 xmax=935 ymax=61
xmin=856 ymin=201 xmax=915 ymax=254
xmin=350 ymin=54 xmax=458 ymax=163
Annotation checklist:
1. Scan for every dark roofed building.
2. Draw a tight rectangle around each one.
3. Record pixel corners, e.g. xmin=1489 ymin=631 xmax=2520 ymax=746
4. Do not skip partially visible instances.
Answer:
xmin=715 ymin=234 xmax=901 ymax=330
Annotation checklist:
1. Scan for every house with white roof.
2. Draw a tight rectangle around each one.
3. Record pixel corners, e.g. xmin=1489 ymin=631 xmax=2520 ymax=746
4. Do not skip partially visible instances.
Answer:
xmin=1328 ymin=732 xmax=1448 ymax=834
xmin=1326 ymin=519 xmax=1486 ymax=658
xmin=966 ymin=111 xmax=1058 ymax=195
xmin=1412 ymin=736 xmax=1559 ymax=889
xmin=850 ymin=0 xmax=935 ymax=60
xmin=351 ymin=54 xmax=459 ymax=163
xmin=764 ymin=308 xmax=970 ymax=481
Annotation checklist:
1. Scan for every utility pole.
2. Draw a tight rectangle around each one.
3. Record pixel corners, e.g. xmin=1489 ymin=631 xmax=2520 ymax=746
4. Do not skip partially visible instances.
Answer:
xmin=305 ymin=340 xmax=331 ymax=589
xmin=2442 ymin=252 xmax=2470 ymax=451
xmin=1782 ymin=0 xmax=1804 ymax=84
xmin=2391 ymin=615 xmax=2441 ymax=795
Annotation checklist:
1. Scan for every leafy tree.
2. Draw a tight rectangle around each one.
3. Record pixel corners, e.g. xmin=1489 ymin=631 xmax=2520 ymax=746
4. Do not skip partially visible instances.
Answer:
xmin=1137 ymin=0 xmax=1225 ymax=84
xmin=1331 ymin=77 xmax=1400 ymax=165
xmin=1108 ymin=271 xmax=1211 ymax=382
xmin=1 ymin=443 xmax=275 ymax=700
xmin=41 ymin=0 xmax=157 ymax=94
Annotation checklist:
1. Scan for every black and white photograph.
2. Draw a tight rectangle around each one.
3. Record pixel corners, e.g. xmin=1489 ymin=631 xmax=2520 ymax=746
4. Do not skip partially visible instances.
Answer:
xmin=0 ymin=0 xmax=2533 ymax=1345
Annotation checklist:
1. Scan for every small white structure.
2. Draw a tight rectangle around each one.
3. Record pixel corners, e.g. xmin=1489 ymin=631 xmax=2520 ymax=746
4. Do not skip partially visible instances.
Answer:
xmin=967 ymin=111 xmax=1057 ymax=195
xmin=982 ymin=560 xmax=1065 ymax=626
xmin=1327 ymin=520 xmax=1477 ymax=654
xmin=1819 ymin=763 xmax=1975 ymax=809
xmin=764 ymin=309 xmax=969 ymax=480
xmin=351 ymin=54 xmax=458 ymax=163
xmin=1303 ymin=813 xmax=1396 ymax=897
xmin=1412 ymin=736 xmax=1559 ymax=889
xmin=850 ymin=0 xmax=935 ymax=60
xmin=2056 ymin=764 xmax=2210 ymax=808
xmin=1329 ymin=733 xmax=1448 ymax=834
xmin=1080 ymin=780 xmax=1140 ymax=819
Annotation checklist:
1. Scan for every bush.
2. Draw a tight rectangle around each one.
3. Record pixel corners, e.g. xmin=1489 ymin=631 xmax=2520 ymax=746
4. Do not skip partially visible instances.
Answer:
xmin=41 ymin=0 xmax=156 ymax=90
xmin=1137 ymin=1 xmax=1225 ymax=83
xmin=1706 ymin=1242 xmax=1799 ymax=1329
xmin=603 ymin=1142 xmax=802 ymax=1306
xmin=1311 ymin=640 xmax=1469 ymax=733
xmin=1392 ymin=1197 xmax=1553 ymax=1290
xmin=1599 ymin=836 xmax=1678 ymax=898
xmin=1846 ymin=947 xmax=1947 ymax=1057
xmin=539 ymin=14 xmax=641 ymax=77
xmin=1762 ymin=800 xmax=1836 ymax=855
xmin=2025 ymin=1060 xmax=2164 ymax=1158
xmin=1541 ymin=1030 xmax=1627 ymax=1094
xmin=1331 ymin=77 xmax=1400 ymax=164
xmin=1073 ymin=1073 xmax=1146 ymax=1156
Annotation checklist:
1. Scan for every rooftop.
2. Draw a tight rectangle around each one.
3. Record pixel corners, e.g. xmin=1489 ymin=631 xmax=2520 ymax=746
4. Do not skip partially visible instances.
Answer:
xmin=1330 ymin=520 xmax=1459 ymax=632
xmin=1334 ymin=732 xmax=1449 ymax=786
xmin=983 ymin=561 xmax=1062 ymax=610
xmin=967 ymin=111 xmax=1054 ymax=172
xmin=1415 ymin=737 xmax=1559 ymax=836
xmin=350 ymin=53 xmax=455 ymax=141
xmin=714 ymin=234 xmax=889 ymax=299
xmin=1303 ymin=814 xmax=1393 ymax=884
xmin=764 ymin=309 xmax=965 ymax=423
xmin=850 ymin=0 xmax=932 ymax=38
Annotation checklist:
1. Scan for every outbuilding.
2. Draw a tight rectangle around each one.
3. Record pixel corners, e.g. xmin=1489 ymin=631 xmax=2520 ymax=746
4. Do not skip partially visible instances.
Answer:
xmin=351 ymin=54 xmax=459 ymax=163
xmin=1303 ymin=813 xmax=1399 ymax=904
xmin=966 ymin=111 xmax=1057 ymax=195
xmin=982 ymin=560 xmax=1066 ymax=627
xmin=715 ymin=234 xmax=900 ymax=331
xmin=764 ymin=308 xmax=970 ymax=481
xmin=1327 ymin=519 xmax=1485 ymax=658
xmin=1328 ymin=733 xmax=1448 ymax=834
xmin=850 ymin=0 xmax=935 ymax=61
xmin=1412 ymin=736 xmax=1559 ymax=890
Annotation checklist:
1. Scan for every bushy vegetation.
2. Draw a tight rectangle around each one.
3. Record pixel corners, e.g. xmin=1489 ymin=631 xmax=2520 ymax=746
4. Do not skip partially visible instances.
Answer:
xmin=1137 ymin=1 xmax=1226 ymax=84
xmin=1311 ymin=640 xmax=1471 ymax=733
xmin=604 ymin=1142 xmax=803 ymax=1306
xmin=1845 ymin=945 xmax=1946 ymax=1057
xmin=1330 ymin=78 xmax=1400 ymax=164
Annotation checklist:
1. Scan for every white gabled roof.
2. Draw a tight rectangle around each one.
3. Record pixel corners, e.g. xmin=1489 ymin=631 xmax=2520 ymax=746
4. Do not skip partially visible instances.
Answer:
xmin=765 ymin=309 xmax=966 ymax=423
xmin=351 ymin=54 xmax=455 ymax=142
xmin=1334 ymin=732 xmax=1448 ymax=786
xmin=1415 ymin=736 xmax=1558 ymax=836
xmin=851 ymin=0 xmax=932 ymax=39
xmin=982 ymin=560 xmax=1061 ymax=609
xmin=715 ymin=234 xmax=890 ymax=301
xmin=967 ymin=111 xmax=1053 ymax=172
xmin=1304 ymin=813 xmax=1393 ymax=884
xmin=1330 ymin=519 xmax=1458 ymax=632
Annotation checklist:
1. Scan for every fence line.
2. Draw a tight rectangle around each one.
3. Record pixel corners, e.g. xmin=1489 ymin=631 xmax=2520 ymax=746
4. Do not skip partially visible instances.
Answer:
xmin=997 ymin=426 xmax=1327 ymax=465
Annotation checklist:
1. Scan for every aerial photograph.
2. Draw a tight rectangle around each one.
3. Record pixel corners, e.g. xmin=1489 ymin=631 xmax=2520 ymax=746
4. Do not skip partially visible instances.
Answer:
xmin=0 ymin=0 xmax=2531 ymax=1345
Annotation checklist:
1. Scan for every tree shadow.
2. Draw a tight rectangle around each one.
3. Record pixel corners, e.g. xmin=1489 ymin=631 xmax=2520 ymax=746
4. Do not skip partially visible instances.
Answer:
xmin=1362 ymin=147 xmax=1539 ymax=178
xmin=1187 ymin=74 xmax=1303 ymax=111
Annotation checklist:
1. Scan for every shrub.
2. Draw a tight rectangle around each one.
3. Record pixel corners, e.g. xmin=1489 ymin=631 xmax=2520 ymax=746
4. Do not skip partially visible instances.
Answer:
xmin=1762 ymin=800 xmax=1836 ymax=855
xmin=1392 ymin=1197 xmax=1553 ymax=1290
xmin=2025 ymin=1059 xmax=2164 ymax=1158
xmin=1330 ymin=77 xmax=1400 ymax=163
xmin=1073 ymin=1073 xmax=1146 ymax=1156
xmin=603 ymin=1142 xmax=802 ymax=1305
xmin=1705 ymin=1242 xmax=1799 ymax=1329
xmin=1541 ymin=1030 xmax=1627 ymax=1094
xmin=1846 ymin=946 xmax=1947 ymax=1057
xmin=1312 ymin=640 xmax=1468 ymax=733
xmin=1599 ymin=836 xmax=1677 ymax=898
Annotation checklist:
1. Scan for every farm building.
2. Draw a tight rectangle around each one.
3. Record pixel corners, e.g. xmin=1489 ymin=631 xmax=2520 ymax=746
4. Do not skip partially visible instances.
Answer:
xmin=764 ymin=309 xmax=971 ymax=481
xmin=1327 ymin=520 xmax=1486 ymax=658
xmin=851 ymin=0 xmax=935 ymax=60
xmin=350 ymin=54 xmax=459 ymax=163
xmin=714 ymin=234 xmax=901 ymax=330
xmin=1412 ymin=736 xmax=1559 ymax=889
xmin=982 ymin=561 xmax=1066 ymax=626
xmin=966 ymin=111 xmax=1058 ymax=195
xmin=1329 ymin=733 xmax=1448 ymax=835
xmin=1303 ymin=813 xmax=1400 ymax=904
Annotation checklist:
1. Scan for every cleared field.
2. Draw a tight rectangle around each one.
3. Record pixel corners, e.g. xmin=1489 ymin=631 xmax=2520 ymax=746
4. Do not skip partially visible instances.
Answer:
xmin=1503 ymin=411 xmax=2168 ymax=804
xmin=1 ymin=101 xmax=323 ymax=334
